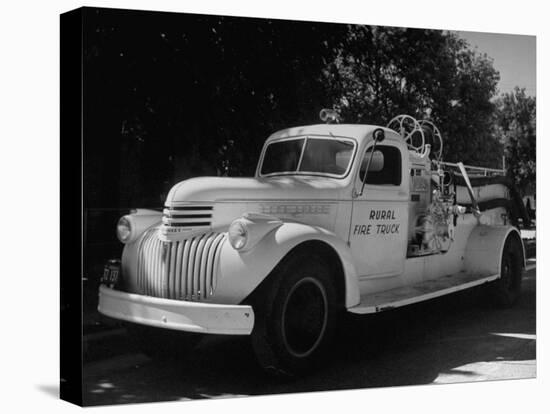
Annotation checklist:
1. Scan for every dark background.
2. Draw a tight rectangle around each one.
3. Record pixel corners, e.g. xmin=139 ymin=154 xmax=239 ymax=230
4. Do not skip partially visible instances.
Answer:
xmin=83 ymin=8 xmax=346 ymax=283
xmin=82 ymin=7 xmax=349 ymax=320
xmin=82 ymin=7 xmax=536 ymax=321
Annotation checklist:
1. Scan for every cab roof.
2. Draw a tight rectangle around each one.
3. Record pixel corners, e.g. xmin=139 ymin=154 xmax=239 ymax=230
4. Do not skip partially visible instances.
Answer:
xmin=267 ymin=124 xmax=402 ymax=146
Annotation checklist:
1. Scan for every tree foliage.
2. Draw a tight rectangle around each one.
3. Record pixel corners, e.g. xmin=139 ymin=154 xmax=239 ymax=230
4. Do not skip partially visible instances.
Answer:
xmin=494 ymin=88 xmax=536 ymax=195
xmin=84 ymin=9 xmax=515 ymax=212
xmin=323 ymin=26 xmax=502 ymax=167
xmin=84 ymin=8 xmax=346 ymax=208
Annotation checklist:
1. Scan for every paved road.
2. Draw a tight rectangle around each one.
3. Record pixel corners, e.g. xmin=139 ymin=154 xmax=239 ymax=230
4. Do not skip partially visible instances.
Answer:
xmin=83 ymin=265 xmax=536 ymax=406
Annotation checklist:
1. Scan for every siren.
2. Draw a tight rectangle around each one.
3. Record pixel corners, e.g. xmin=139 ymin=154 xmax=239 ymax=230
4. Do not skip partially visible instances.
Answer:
xmin=319 ymin=109 xmax=340 ymax=124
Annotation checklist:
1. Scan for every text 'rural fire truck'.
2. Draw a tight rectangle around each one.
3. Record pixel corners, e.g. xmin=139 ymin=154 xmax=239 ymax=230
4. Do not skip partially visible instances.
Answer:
xmin=99 ymin=111 xmax=529 ymax=375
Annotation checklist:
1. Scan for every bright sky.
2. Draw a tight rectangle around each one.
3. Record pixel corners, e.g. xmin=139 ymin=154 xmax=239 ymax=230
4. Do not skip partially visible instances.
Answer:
xmin=457 ymin=31 xmax=536 ymax=96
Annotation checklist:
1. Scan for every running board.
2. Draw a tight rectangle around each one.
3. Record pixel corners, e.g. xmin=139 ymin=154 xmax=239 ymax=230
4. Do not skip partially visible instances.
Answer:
xmin=348 ymin=272 xmax=500 ymax=314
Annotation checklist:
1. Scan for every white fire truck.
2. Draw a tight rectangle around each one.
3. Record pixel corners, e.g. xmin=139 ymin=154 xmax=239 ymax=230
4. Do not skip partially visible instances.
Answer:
xmin=98 ymin=112 xmax=528 ymax=375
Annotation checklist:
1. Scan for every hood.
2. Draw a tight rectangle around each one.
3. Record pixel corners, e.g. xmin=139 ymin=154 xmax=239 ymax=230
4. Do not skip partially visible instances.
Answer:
xmin=165 ymin=176 xmax=349 ymax=204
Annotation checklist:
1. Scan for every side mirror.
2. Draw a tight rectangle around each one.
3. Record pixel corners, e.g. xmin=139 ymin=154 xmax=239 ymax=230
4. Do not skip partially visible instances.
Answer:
xmin=367 ymin=150 xmax=384 ymax=172
xmin=360 ymin=150 xmax=384 ymax=181
xmin=373 ymin=128 xmax=385 ymax=142
xmin=357 ymin=128 xmax=385 ymax=197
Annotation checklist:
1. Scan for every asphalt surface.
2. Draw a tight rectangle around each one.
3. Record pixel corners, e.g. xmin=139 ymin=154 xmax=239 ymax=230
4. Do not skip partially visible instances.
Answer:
xmin=82 ymin=264 xmax=536 ymax=406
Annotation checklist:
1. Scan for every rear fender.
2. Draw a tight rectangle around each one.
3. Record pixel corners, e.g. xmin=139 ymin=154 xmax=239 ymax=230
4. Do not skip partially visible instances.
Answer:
xmin=214 ymin=222 xmax=360 ymax=307
xmin=464 ymin=225 xmax=525 ymax=277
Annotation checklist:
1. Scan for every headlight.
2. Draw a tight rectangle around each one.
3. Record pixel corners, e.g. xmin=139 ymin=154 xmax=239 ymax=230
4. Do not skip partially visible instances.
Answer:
xmin=228 ymin=220 xmax=248 ymax=250
xmin=116 ymin=216 xmax=132 ymax=243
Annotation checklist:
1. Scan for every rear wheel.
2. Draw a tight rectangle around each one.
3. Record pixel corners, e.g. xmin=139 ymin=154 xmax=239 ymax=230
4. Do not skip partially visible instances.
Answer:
xmin=251 ymin=253 xmax=340 ymax=376
xmin=488 ymin=236 xmax=523 ymax=307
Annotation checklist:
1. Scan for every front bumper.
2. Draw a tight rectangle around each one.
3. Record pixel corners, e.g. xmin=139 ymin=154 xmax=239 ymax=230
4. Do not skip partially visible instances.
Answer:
xmin=98 ymin=285 xmax=255 ymax=335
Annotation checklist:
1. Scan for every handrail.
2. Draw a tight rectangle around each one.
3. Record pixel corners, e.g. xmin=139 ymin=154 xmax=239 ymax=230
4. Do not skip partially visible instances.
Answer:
xmin=435 ymin=161 xmax=505 ymax=176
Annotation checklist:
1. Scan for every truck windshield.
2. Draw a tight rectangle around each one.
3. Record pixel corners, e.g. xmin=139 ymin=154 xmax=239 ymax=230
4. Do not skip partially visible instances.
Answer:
xmin=260 ymin=137 xmax=355 ymax=177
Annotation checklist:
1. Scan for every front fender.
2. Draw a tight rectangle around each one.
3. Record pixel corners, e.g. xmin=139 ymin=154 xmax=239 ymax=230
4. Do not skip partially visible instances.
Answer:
xmin=213 ymin=222 xmax=360 ymax=308
xmin=464 ymin=225 xmax=525 ymax=277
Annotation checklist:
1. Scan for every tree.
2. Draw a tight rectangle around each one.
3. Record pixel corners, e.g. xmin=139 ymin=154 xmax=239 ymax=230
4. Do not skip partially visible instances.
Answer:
xmin=84 ymin=8 xmax=347 ymax=208
xmin=84 ymin=9 xmax=508 ymax=212
xmin=494 ymin=87 xmax=536 ymax=195
xmin=323 ymin=26 xmax=502 ymax=167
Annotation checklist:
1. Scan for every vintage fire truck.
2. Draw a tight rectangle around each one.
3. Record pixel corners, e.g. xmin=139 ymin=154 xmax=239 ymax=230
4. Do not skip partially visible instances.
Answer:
xmin=98 ymin=112 xmax=528 ymax=375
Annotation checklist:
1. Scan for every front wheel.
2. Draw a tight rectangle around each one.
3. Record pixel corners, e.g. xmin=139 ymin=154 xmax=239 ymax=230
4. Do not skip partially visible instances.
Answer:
xmin=251 ymin=253 xmax=340 ymax=376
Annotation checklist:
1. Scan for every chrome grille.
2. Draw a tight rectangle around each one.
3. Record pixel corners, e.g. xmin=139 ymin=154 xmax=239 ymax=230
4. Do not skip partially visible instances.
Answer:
xmin=137 ymin=228 xmax=225 ymax=300
xmin=162 ymin=205 xmax=213 ymax=228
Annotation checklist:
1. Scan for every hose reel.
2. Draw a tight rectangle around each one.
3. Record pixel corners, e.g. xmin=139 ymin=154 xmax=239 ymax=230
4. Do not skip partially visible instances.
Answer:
xmin=386 ymin=115 xmax=444 ymax=160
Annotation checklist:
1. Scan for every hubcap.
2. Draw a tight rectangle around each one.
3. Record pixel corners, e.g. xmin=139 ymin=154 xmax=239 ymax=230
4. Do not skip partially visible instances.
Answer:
xmin=281 ymin=277 xmax=328 ymax=358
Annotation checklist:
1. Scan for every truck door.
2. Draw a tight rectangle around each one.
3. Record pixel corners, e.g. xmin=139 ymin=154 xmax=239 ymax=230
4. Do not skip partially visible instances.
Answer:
xmin=349 ymin=141 xmax=409 ymax=278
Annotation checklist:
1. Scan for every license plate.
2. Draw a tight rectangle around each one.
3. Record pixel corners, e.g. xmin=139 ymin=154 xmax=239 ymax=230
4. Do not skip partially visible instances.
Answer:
xmin=102 ymin=260 xmax=120 ymax=287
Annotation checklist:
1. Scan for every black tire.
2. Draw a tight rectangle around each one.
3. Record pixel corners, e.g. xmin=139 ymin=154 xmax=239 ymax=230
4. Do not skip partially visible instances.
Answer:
xmin=488 ymin=236 xmax=523 ymax=307
xmin=126 ymin=323 xmax=202 ymax=360
xmin=250 ymin=252 xmax=340 ymax=376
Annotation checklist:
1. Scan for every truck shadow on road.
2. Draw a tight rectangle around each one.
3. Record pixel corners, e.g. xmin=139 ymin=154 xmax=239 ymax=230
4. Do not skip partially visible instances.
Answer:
xmin=83 ymin=271 xmax=536 ymax=406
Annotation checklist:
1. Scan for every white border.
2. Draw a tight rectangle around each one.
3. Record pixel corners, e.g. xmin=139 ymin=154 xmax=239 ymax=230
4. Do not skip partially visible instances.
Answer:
xmin=0 ymin=1 xmax=545 ymax=413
